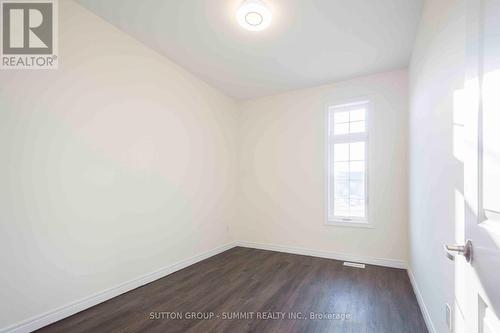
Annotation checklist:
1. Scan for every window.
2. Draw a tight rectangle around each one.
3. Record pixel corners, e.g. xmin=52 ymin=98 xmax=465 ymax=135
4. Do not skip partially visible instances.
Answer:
xmin=327 ymin=101 xmax=369 ymax=226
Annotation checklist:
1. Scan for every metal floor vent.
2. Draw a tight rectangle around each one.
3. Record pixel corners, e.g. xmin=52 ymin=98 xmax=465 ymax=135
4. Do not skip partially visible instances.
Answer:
xmin=343 ymin=262 xmax=366 ymax=269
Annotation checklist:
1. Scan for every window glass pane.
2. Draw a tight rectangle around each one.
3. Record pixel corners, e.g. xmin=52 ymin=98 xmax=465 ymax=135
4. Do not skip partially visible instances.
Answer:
xmin=334 ymin=181 xmax=349 ymax=198
xmin=329 ymin=102 xmax=369 ymax=222
xmin=350 ymin=108 xmax=365 ymax=121
xmin=350 ymin=199 xmax=365 ymax=217
xmin=334 ymin=143 xmax=349 ymax=161
xmin=334 ymin=162 xmax=349 ymax=180
xmin=334 ymin=111 xmax=349 ymax=124
xmin=334 ymin=123 xmax=349 ymax=135
xmin=349 ymin=161 xmax=365 ymax=180
xmin=350 ymin=142 xmax=365 ymax=161
xmin=349 ymin=180 xmax=365 ymax=199
xmin=349 ymin=121 xmax=365 ymax=133
xmin=334 ymin=199 xmax=349 ymax=217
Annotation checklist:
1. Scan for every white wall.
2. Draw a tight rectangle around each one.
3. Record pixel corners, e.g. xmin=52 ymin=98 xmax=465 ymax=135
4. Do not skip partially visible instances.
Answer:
xmin=0 ymin=1 xmax=238 ymax=329
xmin=408 ymin=0 xmax=465 ymax=332
xmin=236 ymin=70 xmax=409 ymax=264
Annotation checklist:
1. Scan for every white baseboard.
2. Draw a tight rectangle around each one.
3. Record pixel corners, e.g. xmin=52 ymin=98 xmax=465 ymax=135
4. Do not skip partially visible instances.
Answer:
xmin=235 ymin=241 xmax=407 ymax=269
xmin=1 ymin=242 xmax=238 ymax=333
xmin=407 ymin=267 xmax=436 ymax=333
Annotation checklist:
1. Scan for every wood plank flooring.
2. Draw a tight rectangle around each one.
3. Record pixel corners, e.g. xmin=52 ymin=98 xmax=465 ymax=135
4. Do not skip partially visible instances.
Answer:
xmin=36 ymin=247 xmax=427 ymax=333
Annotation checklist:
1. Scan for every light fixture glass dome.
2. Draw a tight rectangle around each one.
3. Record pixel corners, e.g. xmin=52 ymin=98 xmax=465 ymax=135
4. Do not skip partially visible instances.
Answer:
xmin=236 ymin=0 xmax=272 ymax=31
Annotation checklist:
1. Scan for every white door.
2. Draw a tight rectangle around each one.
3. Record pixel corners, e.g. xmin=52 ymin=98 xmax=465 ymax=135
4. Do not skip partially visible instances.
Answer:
xmin=449 ymin=0 xmax=500 ymax=332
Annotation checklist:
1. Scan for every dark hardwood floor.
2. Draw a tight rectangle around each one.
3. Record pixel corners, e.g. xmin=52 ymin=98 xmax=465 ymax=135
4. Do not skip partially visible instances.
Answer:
xmin=36 ymin=247 xmax=427 ymax=333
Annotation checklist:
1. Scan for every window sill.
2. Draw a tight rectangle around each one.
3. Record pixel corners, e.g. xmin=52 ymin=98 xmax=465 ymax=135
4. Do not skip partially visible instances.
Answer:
xmin=325 ymin=220 xmax=374 ymax=229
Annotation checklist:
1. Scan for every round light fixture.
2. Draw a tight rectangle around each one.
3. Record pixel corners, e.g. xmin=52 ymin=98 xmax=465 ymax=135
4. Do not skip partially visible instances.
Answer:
xmin=236 ymin=0 xmax=272 ymax=32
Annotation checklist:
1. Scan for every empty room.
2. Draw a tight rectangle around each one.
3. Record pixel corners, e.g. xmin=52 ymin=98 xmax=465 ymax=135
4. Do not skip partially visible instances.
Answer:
xmin=1 ymin=0 xmax=500 ymax=332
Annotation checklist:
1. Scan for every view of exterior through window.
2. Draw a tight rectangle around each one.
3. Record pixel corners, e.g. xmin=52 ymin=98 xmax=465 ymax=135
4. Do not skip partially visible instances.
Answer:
xmin=327 ymin=101 xmax=369 ymax=225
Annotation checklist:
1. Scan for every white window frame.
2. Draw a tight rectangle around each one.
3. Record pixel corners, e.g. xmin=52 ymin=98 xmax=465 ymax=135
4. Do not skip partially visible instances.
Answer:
xmin=325 ymin=100 xmax=372 ymax=228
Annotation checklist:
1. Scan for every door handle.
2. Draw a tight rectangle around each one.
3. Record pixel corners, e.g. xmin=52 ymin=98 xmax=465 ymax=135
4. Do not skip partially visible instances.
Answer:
xmin=444 ymin=240 xmax=473 ymax=263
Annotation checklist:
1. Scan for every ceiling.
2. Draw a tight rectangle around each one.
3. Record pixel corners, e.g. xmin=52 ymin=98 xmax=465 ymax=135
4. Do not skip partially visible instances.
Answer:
xmin=77 ymin=0 xmax=423 ymax=100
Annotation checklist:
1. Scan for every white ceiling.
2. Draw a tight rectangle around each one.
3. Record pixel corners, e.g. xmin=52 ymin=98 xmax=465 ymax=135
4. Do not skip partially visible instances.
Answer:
xmin=77 ymin=0 xmax=423 ymax=99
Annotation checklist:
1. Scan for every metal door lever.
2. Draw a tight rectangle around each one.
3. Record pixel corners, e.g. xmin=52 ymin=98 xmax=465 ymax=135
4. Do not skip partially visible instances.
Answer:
xmin=444 ymin=240 xmax=473 ymax=263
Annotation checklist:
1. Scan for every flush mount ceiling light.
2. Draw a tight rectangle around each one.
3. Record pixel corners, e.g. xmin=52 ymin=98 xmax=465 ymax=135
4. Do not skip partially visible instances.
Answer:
xmin=236 ymin=0 xmax=272 ymax=32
